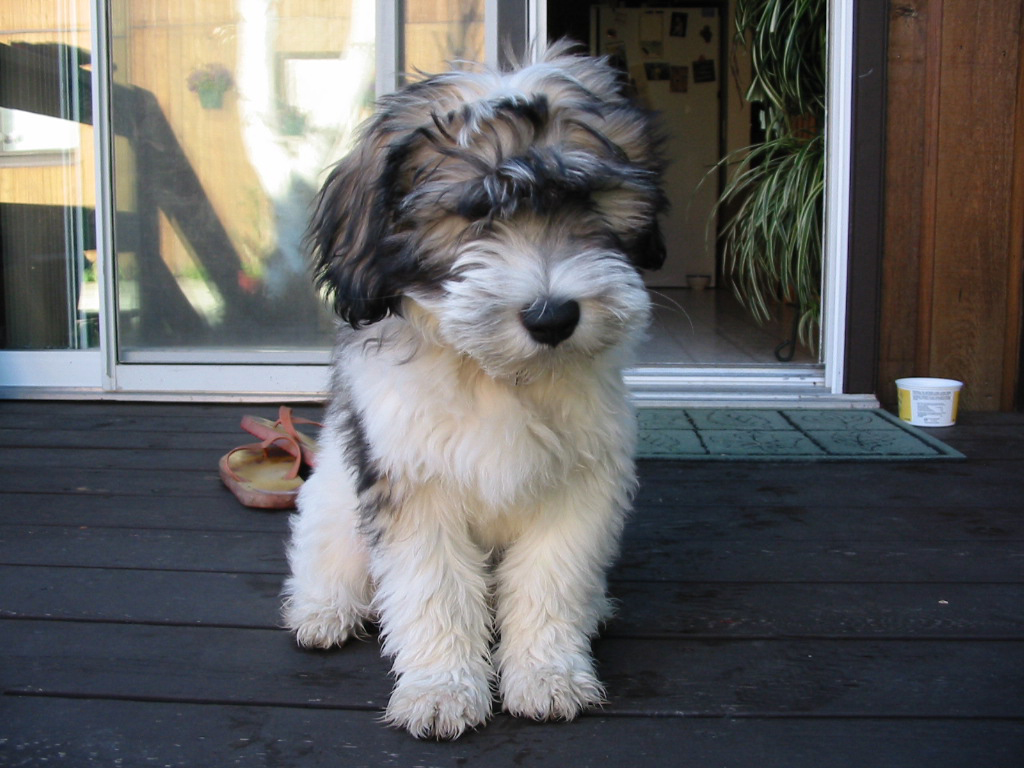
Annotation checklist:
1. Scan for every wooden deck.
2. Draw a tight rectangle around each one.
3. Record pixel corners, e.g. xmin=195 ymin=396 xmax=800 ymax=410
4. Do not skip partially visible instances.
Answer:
xmin=1 ymin=400 xmax=1022 ymax=767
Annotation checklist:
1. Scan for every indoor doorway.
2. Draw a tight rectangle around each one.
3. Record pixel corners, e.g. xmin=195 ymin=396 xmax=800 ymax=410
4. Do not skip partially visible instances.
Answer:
xmin=550 ymin=1 xmax=819 ymax=369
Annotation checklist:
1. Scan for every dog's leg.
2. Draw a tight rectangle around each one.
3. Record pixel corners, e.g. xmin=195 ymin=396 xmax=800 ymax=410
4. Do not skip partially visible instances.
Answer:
xmin=370 ymin=492 xmax=494 ymax=740
xmin=281 ymin=448 xmax=372 ymax=649
xmin=494 ymin=477 xmax=625 ymax=721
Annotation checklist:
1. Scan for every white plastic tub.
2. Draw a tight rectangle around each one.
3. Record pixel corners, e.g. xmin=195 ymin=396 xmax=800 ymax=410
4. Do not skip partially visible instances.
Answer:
xmin=896 ymin=377 xmax=963 ymax=427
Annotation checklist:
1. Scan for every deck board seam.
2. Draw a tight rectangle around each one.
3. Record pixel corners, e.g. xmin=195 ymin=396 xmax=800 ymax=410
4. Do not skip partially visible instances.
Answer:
xmin=5 ymin=690 xmax=1024 ymax=723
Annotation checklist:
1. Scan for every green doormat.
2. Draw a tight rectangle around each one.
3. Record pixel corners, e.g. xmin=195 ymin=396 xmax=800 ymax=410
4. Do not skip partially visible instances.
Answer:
xmin=636 ymin=408 xmax=965 ymax=460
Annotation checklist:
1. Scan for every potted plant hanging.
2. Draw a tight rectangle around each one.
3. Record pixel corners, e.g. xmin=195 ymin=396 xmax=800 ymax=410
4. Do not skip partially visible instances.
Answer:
xmin=711 ymin=0 xmax=827 ymax=351
xmin=187 ymin=63 xmax=233 ymax=110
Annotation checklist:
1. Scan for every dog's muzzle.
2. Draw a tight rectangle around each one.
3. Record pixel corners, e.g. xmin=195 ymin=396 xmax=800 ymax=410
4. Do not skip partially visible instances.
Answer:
xmin=520 ymin=298 xmax=580 ymax=347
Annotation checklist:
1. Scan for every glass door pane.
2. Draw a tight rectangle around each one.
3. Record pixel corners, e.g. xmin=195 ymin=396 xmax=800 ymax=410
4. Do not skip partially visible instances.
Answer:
xmin=0 ymin=2 xmax=97 ymax=350
xmin=108 ymin=0 xmax=489 ymax=365
xmin=109 ymin=0 xmax=376 ymax=362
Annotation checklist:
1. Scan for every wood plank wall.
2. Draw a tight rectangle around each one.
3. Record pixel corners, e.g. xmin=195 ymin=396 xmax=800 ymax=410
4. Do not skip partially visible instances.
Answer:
xmin=881 ymin=0 xmax=1024 ymax=411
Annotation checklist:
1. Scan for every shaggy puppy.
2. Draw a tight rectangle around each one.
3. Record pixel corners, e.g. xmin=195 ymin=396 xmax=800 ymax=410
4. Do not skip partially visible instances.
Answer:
xmin=282 ymin=42 xmax=666 ymax=739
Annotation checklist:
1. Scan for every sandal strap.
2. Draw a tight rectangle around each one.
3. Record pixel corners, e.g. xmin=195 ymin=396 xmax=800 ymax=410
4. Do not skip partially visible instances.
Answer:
xmin=276 ymin=406 xmax=321 ymax=444
xmin=275 ymin=406 xmax=320 ymax=466
xmin=278 ymin=405 xmax=322 ymax=429
xmin=239 ymin=406 xmax=320 ymax=468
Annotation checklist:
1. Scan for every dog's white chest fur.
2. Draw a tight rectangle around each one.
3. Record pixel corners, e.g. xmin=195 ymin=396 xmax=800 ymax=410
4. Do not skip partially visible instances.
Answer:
xmin=342 ymin=326 xmax=636 ymax=544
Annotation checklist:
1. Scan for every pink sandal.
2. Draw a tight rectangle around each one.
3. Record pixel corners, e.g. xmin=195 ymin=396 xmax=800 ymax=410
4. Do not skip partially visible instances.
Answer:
xmin=219 ymin=430 xmax=306 ymax=510
xmin=241 ymin=406 xmax=320 ymax=467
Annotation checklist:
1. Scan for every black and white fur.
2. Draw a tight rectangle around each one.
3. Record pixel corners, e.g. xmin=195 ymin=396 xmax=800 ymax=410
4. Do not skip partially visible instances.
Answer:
xmin=282 ymin=42 xmax=666 ymax=739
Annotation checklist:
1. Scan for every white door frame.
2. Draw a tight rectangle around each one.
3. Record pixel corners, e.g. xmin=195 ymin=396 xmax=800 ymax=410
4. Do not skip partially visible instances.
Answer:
xmin=0 ymin=0 xmax=862 ymax=406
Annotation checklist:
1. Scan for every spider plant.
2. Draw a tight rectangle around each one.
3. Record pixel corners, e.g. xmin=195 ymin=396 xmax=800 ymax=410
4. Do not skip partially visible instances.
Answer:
xmin=712 ymin=0 xmax=827 ymax=349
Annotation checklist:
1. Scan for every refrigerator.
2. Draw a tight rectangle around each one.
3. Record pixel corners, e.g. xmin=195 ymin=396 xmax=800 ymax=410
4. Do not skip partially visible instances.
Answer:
xmin=591 ymin=5 xmax=722 ymax=288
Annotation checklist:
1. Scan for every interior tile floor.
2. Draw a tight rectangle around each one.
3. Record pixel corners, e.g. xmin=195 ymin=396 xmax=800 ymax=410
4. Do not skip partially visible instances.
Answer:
xmin=638 ymin=287 xmax=817 ymax=366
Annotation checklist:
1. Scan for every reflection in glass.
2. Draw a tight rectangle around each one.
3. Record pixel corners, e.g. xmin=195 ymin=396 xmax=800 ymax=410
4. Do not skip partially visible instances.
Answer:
xmin=111 ymin=0 xmax=375 ymax=361
xmin=109 ymin=1 xmax=486 ymax=362
xmin=403 ymin=0 xmax=484 ymax=76
xmin=0 ymin=4 xmax=97 ymax=350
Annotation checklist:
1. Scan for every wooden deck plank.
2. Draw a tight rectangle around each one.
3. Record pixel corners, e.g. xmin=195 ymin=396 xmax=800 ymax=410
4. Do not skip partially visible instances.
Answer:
xmin=3 ymin=698 xmax=1021 ymax=768
xmin=1 ymin=445 xmax=228 ymax=471
xmin=0 ymin=430 xmax=233 ymax=454
xmin=0 ymin=566 xmax=284 ymax=628
xmin=0 ymin=399 xmax=319 ymax=425
xmin=5 ymin=490 xmax=1024 ymax=539
xmin=4 ymin=565 xmax=1021 ymax=639
xmin=4 ymin=523 xmax=1021 ymax=583
xmin=614 ymin=539 xmax=1024 ymax=583
xmin=4 ymin=620 xmax=1023 ymax=718
xmin=0 ymin=525 xmax=289 ymax=573
xmin=634 ymin=461 xmax=1024 ymax=508
xmin=622 ymin=504 xmax=1024 ymax=542
xmin=2 ymin=461 xmax=1023 ymax=509
xmin=0 ymin=492 xmax=288 ymax=531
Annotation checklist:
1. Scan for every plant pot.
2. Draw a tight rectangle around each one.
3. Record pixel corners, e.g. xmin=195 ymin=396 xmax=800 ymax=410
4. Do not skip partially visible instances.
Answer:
xmin=686 ymin=274 xmax=711 ymax=291
xmin=198 ymin=89 xmax=225 ymax=110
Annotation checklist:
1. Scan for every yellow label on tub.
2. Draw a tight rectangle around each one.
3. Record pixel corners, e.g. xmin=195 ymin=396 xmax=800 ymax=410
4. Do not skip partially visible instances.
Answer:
xmin=898 ymin=388 xmax=912 ymax=421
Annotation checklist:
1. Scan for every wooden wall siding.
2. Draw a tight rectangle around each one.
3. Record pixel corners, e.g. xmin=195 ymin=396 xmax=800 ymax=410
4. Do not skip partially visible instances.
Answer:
xmin=1008 ymin=28 xmax=1024 ymax=408
xmin=879 ymin=2 xmax=929 ymax=406
xmin=881 ymin=0 xmax=1024 ymax=411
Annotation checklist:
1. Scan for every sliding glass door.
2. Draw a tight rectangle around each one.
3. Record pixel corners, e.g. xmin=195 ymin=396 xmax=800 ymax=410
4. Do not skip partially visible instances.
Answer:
xmin=0 ymin=1 xmax=857 ymax=402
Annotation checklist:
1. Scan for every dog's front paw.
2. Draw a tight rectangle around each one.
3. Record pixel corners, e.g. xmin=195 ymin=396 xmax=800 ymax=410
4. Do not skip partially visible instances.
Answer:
xmin=500 ymin=656 xmax=605 ymax=722
xmin=282 ymin=599 xmax=362 ymax=650
xmin=386 ymin=675 xmax=492 ymax=740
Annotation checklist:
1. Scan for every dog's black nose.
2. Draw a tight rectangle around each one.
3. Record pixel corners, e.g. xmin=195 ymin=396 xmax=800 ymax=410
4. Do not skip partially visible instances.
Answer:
xmin=520 ymin=298 xmax=580 ymax=347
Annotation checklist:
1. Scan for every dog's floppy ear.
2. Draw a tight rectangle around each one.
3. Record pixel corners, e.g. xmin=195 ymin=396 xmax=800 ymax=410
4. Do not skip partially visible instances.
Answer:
xmin=308 ymin=120 xmax=418 ymax=327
